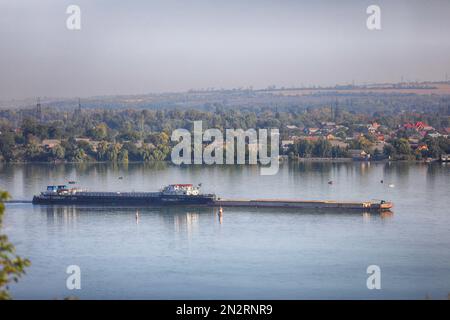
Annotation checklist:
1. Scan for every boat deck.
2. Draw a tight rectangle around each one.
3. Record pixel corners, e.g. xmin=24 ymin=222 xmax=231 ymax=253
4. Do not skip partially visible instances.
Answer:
xmin=214 ymin=199 xmax=393 ymax=211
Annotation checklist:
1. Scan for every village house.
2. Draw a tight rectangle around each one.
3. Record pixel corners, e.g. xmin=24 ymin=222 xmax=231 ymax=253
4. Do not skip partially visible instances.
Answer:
xmin=408 ymin=138 xmax=420 ymax=148
xmin=417 ymin=144 xmax=428 ymax=151
xmin=41 ymin=139 xmax=61 ymax=150
xmin=369 ymin=141 xmax=386 ymax=153
xmin=428 ymin=132 xmax=442 ymax=138
xmin=134 ymin=140 xmax=144 ymax=148
xmin=281 ymin=140 xmax=294 ymax=152
xmin=320 ymin=122 xmax=337 ymax=133
xmin=305 ymin=127 xmax=320 ymax=135
xmin=403 ymin=122 xmax=435 ymax=134
xmin=348 ymin=149 xmax=370 ymax=160
xmin=329 ymin=140 xmax=349 ymax=149
xmin=367 ymin=122 xmax=380 ymax=134
xmin=352 ymin=132 xmax=364 ymax=140
xmin=75 ymin=138 xmax=90 ymax=143
xmin=298 ymin=136 xmax=321 ymax=142
xmin=75 ymin=138 xmax=101 ymax=152
xmin=321 ymin=121 xmax=336 ymax=127
xmin=403 ymin=123 xmax=417 ymax=131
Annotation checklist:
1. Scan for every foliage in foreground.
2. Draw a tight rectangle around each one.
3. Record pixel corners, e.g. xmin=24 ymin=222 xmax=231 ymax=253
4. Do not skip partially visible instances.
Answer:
xmin=0 ymin=191 xmax=31 ymax=300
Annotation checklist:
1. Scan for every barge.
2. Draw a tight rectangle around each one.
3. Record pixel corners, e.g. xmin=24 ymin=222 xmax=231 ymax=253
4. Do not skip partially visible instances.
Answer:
xmin=215 ymin=199 xmax=392 ymax=211
xmin=32 ymin=184 xmax=393 ymax=211
xmin=32 ymin=184 xmax=216 ymax=206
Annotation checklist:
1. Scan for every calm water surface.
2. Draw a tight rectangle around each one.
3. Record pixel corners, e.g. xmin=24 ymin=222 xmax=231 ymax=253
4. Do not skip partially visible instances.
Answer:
xmin=1 ymin=161 xmax=449 ymax=299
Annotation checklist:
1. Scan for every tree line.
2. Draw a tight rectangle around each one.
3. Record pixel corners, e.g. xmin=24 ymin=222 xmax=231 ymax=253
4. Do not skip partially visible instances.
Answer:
xmin=0 ymin=106 xmax=449 ymax=162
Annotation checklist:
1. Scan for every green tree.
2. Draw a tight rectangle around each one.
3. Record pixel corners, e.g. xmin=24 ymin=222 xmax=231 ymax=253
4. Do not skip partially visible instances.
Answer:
xmin=72 ymin=148 xmax=86 ymax=162
xmin=391 ymin=138 xmax=412 ymax=159
xmin=140 ymin=144 xmax=153 ymax=161
xmin=25 ymin=142 xmax=46 ymax=161
xmin=118 ymin=149 xmax=129 ymax=163
xmin=96 ymin=141 xmax=109 ymax=161
xmin=383 ymin=143 xmax=396 ymax=158
xmin=0 ymin=132 xmax=15 ymax=161
xmin=298 ymin=140 xmax=313 ymax=157
xmin=290 ymin=140 xmax=312 ymax=158
xmin=0 ymin=191 xmax=30 ymax=300
xmin=122 ymin=142 xmax=140 ymax=161
xmin=51 ymin=145 xmax=65 ymax=160
xmin=357 ymin=136 xmax=374 ymax=153
xmin=92 ymin=123 xmax=108 ymax=140
xmin=312 ymin=139 xmax=332 ymax=158
xmin=106 ymin=143 xmax=121 ymax=162
xmin=145 ymin=132 xmax=169 ymax=146
xmin=424 ymin=137 xmax=441 ymax=158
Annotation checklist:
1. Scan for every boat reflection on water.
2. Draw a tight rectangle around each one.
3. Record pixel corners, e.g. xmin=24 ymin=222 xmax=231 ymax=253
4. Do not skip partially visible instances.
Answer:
xmin=40 ymin=205 xmax=218 ymax=237
xmin=40 ymin=205 xmax=393 ymax=229
xmin=380 ymin=211 xmax=394 ymax=219
xmin=173 ymin=211 xmax=199 ymax=235
xmin=363 ymin=210 xmax=394 ymax=221
xmin=43 ymin=205 xmax=79 ymax=228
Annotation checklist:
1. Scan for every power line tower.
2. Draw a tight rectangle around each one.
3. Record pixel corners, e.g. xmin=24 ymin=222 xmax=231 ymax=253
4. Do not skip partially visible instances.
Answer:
xmin=36 ymin=97 xmax=42 ymax=122
xmin=334 ymin=98 xmax=339 ymax=122
xmin=330 ymin=101 xmax=334 ymax=121
xmin=71 ymin=98 xmax=81 ymax=121
xmin=139 ymin=111 xmax=145 ymax=139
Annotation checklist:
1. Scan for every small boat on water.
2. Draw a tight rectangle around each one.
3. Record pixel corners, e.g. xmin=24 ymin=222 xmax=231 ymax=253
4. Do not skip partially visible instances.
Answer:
xmin=31 ymin=184 xmax=393 ymax=211
xmin=440 ymin=154 xmax=450 ymax=162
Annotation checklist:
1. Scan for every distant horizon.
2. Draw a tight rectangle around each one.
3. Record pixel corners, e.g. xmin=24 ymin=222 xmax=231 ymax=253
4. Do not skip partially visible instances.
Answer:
xmin=1 ymin=0 xmax=449 ymax=100
xmin=2 ymin=78 xmax=450 ymax=105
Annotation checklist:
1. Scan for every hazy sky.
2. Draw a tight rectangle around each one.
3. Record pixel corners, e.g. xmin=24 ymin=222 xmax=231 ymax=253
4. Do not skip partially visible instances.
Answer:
xmin=0 ymin=0 xmax=449 ymax=100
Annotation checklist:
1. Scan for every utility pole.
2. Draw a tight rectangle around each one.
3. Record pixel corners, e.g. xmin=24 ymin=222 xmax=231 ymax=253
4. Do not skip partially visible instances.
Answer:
xmin=139 ymin=111 xmax=145 ymax=139
xmin=36 ymin=97 xmax=42 ymax=122
xmin=73 ymin=98 xmax=82 ymax=121
xmin=334 ymin=98 xmax=339 ymax=122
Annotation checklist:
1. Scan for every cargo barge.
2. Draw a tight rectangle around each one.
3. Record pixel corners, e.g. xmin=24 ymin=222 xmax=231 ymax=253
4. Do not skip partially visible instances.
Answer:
xmin=32 ymin=184 xmax=393 ymax=211
xmin=214 ymin=199 xmax=392 ymax=211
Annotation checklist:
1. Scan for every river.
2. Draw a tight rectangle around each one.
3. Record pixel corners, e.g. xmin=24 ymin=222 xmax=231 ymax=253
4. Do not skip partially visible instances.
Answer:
xmin=1 ymin=161 xmax=449 ymax=299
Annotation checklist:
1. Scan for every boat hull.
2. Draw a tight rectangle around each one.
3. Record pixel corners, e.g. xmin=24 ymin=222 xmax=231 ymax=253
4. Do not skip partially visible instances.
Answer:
xmin=214 ymin=199 xmax=393 ymax=211
xmin=32 ymin=194 xmax=216 ymax=206
xmin=32 ymin=194 xmax=392 ymax=211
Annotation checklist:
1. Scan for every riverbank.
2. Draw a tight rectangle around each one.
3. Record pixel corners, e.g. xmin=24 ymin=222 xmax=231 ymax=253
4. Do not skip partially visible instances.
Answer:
xmin=2 ymin=155 xmax=447 ymax=165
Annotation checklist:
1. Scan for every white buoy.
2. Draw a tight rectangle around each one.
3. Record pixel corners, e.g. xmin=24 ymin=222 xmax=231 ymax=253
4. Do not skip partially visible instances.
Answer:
xmin=218 ymin=207 xmax=223 ymax=224
xmin=389 ymin=184 xmax=395 ymax=188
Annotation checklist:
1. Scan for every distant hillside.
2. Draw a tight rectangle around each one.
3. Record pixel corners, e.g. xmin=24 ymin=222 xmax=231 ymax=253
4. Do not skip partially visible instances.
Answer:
xmin=1 ymin=81 xmax=450 ymax=114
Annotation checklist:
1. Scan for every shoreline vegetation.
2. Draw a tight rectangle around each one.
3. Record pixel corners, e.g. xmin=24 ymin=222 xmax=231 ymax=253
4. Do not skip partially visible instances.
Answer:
xmin=0 ymin=158 xmax=445 ymax=165
xmin=1 ymin=98 xmax=449 ymax=164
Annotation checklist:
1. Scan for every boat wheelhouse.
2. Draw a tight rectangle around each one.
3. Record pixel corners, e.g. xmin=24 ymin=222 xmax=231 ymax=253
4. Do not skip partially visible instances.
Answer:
xmin=162 ymin=184 xmax=200 ymax=196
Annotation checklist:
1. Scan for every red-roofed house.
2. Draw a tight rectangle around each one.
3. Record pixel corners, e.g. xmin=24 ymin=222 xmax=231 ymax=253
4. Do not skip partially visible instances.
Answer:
xmin=415 ymin=122 xmax=425 ymax=130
